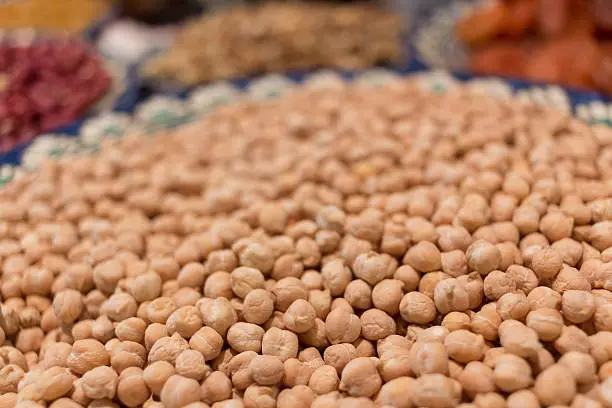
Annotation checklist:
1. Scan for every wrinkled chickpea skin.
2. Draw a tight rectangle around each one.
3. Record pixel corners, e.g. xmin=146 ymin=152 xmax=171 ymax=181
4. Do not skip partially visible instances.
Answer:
xmin=3 ymin=79 xmax=612 ymax=407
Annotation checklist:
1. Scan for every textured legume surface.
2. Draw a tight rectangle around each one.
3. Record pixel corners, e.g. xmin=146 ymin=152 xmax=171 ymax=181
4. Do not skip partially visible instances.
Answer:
xmin=2 ymin=78 xmax=612 ymax=408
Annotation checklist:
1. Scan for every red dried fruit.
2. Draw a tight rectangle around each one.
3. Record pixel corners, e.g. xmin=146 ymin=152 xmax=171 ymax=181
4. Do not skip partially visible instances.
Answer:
xmin=503 ymin=0 xmax=537 ymax=37
xmin=456 ymin=2 xmax=510 ymax=47
xmin=469 ymin=43 xmax=526 ymax=78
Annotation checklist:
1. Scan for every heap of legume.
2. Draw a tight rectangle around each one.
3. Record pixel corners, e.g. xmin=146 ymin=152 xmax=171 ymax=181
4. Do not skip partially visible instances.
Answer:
xmin=1 ymin=78 xmax=612 ymax=408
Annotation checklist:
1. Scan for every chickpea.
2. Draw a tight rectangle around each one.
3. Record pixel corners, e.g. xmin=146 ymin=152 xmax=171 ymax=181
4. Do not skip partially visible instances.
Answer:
xmin=67 ymin=339 xmax=110 ymax=375
xmin=115 ymin=317 xmax=146 ymax=343
xmin=497 ymin=291 xmax=530 ymax=321
xmin=227 ymin=323 xmax=265 ymax=353
xmin=353 ymin=252 xmax=397 ymax=285
xmin=558 ymin=352 xmax=597 ymax=385
xmin=262 ymin=327 xmax=299 ymax=362
xmin=498 ymin=320 xmax=542 ymax=358
xmin=325 ymin=309 xmax=361 ymax=344
xmin=248 ymin=355 xmax=284 ymax=385
xmin=458 ymin=362 xmax=495 ymax=397
xmin=283 ymin=299 xmax=317 ymax=333
xmin=339 ymin=357 xmax=382 ymax=398
xmin=506 ymin=390 xmax=540 ymax=408
xmin=309 ymin=289 xmax=332 ymax=320
xmin=272 ymin=277 xmax=308 ymax=312
xmin=160 ymin=375 xmax=202 ymax=408
xmin=143 ymin=361 xmax=175 ymax=396
xmin=444 ymin=330 xmax=485 ymax=363
xmin=399 ymin=292 xmax=437 ymax=324
xmin=534 ymin=364 xmax=577 ymax=406
xmin=81 ymin=365 xmax=119 ymax=400
xmin=201 ymin=371 xmax=233 ymax=404
xmin=408 ymin=341 xmax=449 ymax=376
xmin=466 ymin=240 xmax=501 ymax=276
xmin=494 ymin=353 xmax=533 ymax=392
xmin=116 ymin=367 xmax=150 ymax=407
xmin=442 ymin=312 xmax=471 ymax=332
xmin=561 ymin=290 xmax=596 ymax=324
xmin=166 ymin=306 xmax=202 ymax=338
xmin=411 ymin=374 xmax=461 ymax=408
xmin=199 ymin=297 xmax=238 ymax=336
xmin=175 ymin=349 xmax=209 ymax=380
xmin=526 ymin=308 xmax=564 ymax=341
xmin=433 ymin=278 xmax=471 ymax=314
xmin=344 ymin=279 xmax=372 ymax=310
xmin=360 ymin=309 xmax=395 ymax=341
xmin=321 ymin=260 xmax=352 ymax=297
xmin=394 ymin=265 xmax=420 ymax=292
xmin=554 ymin=325 xmax=590 ymax=355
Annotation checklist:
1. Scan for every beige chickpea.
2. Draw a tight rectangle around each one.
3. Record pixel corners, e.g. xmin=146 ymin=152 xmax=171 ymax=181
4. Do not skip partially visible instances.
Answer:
xmin=399 ymin=292 xmax=436 ymax=324
xmin=272 ymin=277 xmax=308 ymax=312
xmin=595 ymin=303 xmax=612 ymax=332
xmin=308 ymin=290 xmax=332 ymax=320
xmin=0 ymin=364 xmax=24 ymax=394
xmin=528 ymin=286 xmax=562 ymax=310
xmin=418 ymin=271 xmax=451 ymax=299
xmin=204 ymin=271 xmax=233 ymax=299
xmin=394 ymin=265 xmax=420 ymax=292
xmin=339 ymin=357 xmax=382 ymax=398
xmin=227 ymin=323 xmax=265 ymax=353
xmin=443 ymin=330 xmax=485 ymax=363
xmin=493 ymin=353 xmax=533 ymax=392
xmin=166 ymin=305 xmax=202 ymax=338
xmin=506 ymin=390 xmax=540 ymax=408
xmin=116 ymin=367 xmax=150 ymax=407
xmin=127 ymin=272 xmax=162 ymax=303
xmin=143 ymin=360 xmax=175 ymax=396
xmin=148 ymin=333 xmax=189 ymax=364
xmin=146 ymin=297 xmax=177 ymax=325
xmin=301 ymin=270 xmax=324 ymax=290
xmin=411 ymin=374 xmax=462 ymax=408
xmin=371 ymin=279 xmax=403 ymax=316
xmin=343 ymin=279 xmax=372 ymax=310
xmin=560 ymin=290 xmax=596 ymax=324
xmin=442 ymin=312 xmax=471 ymax=332
xmin=43 ymin=342 xmax=72 ymax=369
xmin=175 ymin=349 xmax=209 ymax=381
xmin=483 ymin=270 xmax=516 ymax=300
xmin=283 ymin=299 xmax=316 ymax=333
xmin=277 ymin=385 xmax=315 ymax=408
xmin=52 ymin=289 xmax=83 ymax=325
xmin=440 ymin=250 xmax=468 ymax=278
xmin=324 ymin=308 xmax=361 ymax=344
xmin=403 ymin=242 xmax=441 ymax=273
xmin=540 ymin=210 xmax=574 ymax=242
xmin=553 ymin=264 xmax=592 ymax=294
xmin=470 ymin=304 xmax=501 ymax=342
xmin=36 ymin=367 xmax=74 ymax=401
xmin=321 ymin=260 xmax=352 ymax=297
xmin=323 ymin=343 xmax=357 ymax=375
xmin=555 ymin=325 xmax=590 ymax=355
xmin=558 ymin=352 xmax=596 ymax=385
xmin=433 ymin=278 xmax=471 ymax=315
xmin=71 ymin=319 xmax=93 ymax=341
xmin=248 ymin=355 xmax=284 ymax=386
xmin=526 ymin=308 xmax=564 ymax=341
xmin=272 ymin=253 xmax=304 ymax=281
xmin=67 ymin=339 xmax=110 ymax=375
xmin=241 ymin=289 xmax=274 ymax=324
xmin=505 ymin=265 xmax=538 ymax=295
xmin=160 ymin=375 xmax=201 ymax=408
xmin=360 ymin=309 xmax=395 ymax=341
xmin=80 ymin=365 xmax=119 ymax=400
xmin=91 ymin=315 xmax=115 ymax=344
xmin=308 ymin=365 xmax=339 ymax=395
xmin=100 ymin=292 xmax=138 ymax=322
xmin=497 ymin=291 xmax=530 ymax=321
xmin=189 ymin=326 xmax=223 ymax=361
xmin=243 ymin=384 xmax=278 ymax=408
xmin=177 ymin=263 xmax=206 ymax=289
xmin=408 ymin=341 xmax=449 ymax=376
xmin=143 ymin=323 xmax=167 ymax=351
xmin=353 ymin=252 xmax=397 ymax=285
xmin=534 ymin=364 xmax=577 ymax=406
xmin=262 ymin=327 xmax=299 ymax=362
xmin=111 ymin=340 xmax=146 ymax=373
xmin=231 ymin=267 xmax=265 ymax=299
xmin=498 ymin=320 xmax=542 ymax=358
xmin=466 ymin=240 xmax=501 ymax=276
xmin=199 ymin=297 xmax=238 ymax=336
xmin=201 ymin=371 xmax=233 ymax=404
xmin=115 ymin=317 xmax=146 ymax=344
xmin=458 ymin=361 xmax=495 ymax=397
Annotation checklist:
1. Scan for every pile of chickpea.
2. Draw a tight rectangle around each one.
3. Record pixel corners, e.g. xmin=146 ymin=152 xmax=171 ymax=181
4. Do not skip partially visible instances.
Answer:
xmin=2 ymin=78 xmax=612 ymax=408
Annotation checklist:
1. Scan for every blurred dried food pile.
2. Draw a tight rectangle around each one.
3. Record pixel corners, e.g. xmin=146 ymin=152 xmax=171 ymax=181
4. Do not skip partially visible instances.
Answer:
xmin=143 ymin=2 xmax=403 ymax=86
xmin=457 ymin=0 xmax=612 ymax=93
xmin=0 ymin=0 xmax=111 ymax=32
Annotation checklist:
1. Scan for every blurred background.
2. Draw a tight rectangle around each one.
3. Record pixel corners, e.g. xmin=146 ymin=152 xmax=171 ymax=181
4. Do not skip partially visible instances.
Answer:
xmin=3 ymin=0 xmax=612 ymax=169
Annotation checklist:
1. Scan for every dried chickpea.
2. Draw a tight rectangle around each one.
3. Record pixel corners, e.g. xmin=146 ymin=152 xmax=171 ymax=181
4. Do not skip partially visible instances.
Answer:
xmin=339 ymin=357 xmax=382 ymax=398
xmin=115 ymin=317 xmax=146 ymax=343
xmin=324 ymin=308 xmax=361 ymax=344
xmin=160 ymin=374 xmax=201 ymax=408
xmin=444 ymin=330 xmax=485 ymax=363
xmin=81 ymin=365 xmax=119 ymax=400
xmin=360 ymin=309 xmax=395 ymax=341
xmin=283 ymin=299 xmax=316 ymax=333
xmin=249 ymin=355 xmax=284 ymax=385
xmin=143 ymin=360 xmax=175 ymax=396
xmin=442 ymin=312 xmax=471 ymax=332
xmin=411 ymin=374 xmax=462 ymax=408
xmin=399 ymin=292 xmax=437 ymax=324
xmin=526 ymin=308 xmax=564 ymax=341
xmin=201 ymin=371 xmax=233 ymax=404
xmin=227 ymin=323 xmax=265 ymax=353
xmin=562 ymin=290 xmax=596 ymax=324
xmin=494 ymin=353 xmax=533 ymax=392
xmin=534 ymin=364 xmax=577 ymax=406
xmin=408 ymin=341 xmax=449 ymax=376
xmin=67 ymin=339 xmax=110 ymax=375
xmin=116 ymin=367 xmax=150 ymax=407
xmin=466 ymin=240 xmax=501 ymax=276
xmin=458 ymin=361 xmax=495 ymax=397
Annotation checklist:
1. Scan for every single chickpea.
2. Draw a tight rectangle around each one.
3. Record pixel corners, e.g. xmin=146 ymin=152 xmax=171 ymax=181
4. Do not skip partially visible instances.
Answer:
xmin=595 ymin=303 xmax=612 ymax=332
xmin=272 ymin=277 xmax=308 ymax=312
xmin=375 ymin=376 xmax=416 ymax=408
xmin=52 ymin=289 xmax=83 ymax=325
xmin=227 ymin=322 xmax=265 ymax=353
xmin=552 ymin=264 xmax=591 ymax=294
xmin=497 ymin=291 xmax=530 ymax=321
xmin=558 ymin=351 xmax=596 ymax=385
xmin=540 ymin=210 xmax=574 ymax=242
xmin=127 ymin=272 xmax=162 ymax=302
xmin=323 ymin=343 xmax=357 ymax=375
xmin=231 ymin=267 xmax=265 ymax=299
xmin=100 ymin=292 xmax=138 ymax=322
xmin=526 ymin=308 xmax=564 ymax=341
xmin=411 ymin=374 xmax=462 ymax=408
xmin=562 ymin=290 xmax=596 ymax=324
xmin=554 ymin=325 xmax=590 ymax=355
xmin=301 ymin=270 xmax=324 ymax=290
xmin=111 ymin=340 xmax=146 ymax=373
xmin=399 ymin=292 xmax=437 ymax=324
xmin=308 ymin=289 xmax=332 ymax=320
xmin=458 ymin=361 xmax=495 ymax=397
xmin=483 ymin=270 xmax=516 ymax=300
xmin=81 ymin=365 xmax=119 ymax=400
xmin=370 ymin=279 xmax=403 ymax=315
xmin=321 ymin=260 xmax=352 ymax=297
xmin=408 ymin=341 xmax=449 ymax=376
xmin=534 ymin=364 xmax=577 ymax=406
xmin=71 ymin=320 xmax=94 ymax=341
xmin=116 ymin=367 xmax=150 ymax=408
xmin=283 ymin=299 xmax=317 ymax=333
xmin=440 ymin=250 xmax=468 ymax=278
xmin=199 ymin=297 xmax=238 ymax=336
xmin=466 ymin=240 xmax=501 ymax=276
xmin=325 ymin=308 xmax=361 ymax=344
xmin=160 ymin=375 xmax=201 ymax=408
xmin=506 ymin=390 xmax=540 ymax=408
xmin=360 ymin=309 xmax=396 ymax=341
xmin=493 ymin=353 xmax=533 ymax=392
xmin=201 ymin=371 xmax=233 ymax=404
xmin=531 ymin=247 xmax=563 ymax=280
xmin=394 ymin=265 xmax=420 ymax=292
xmin=204 ymin=271 xmax=233 ymax=299
xmin=442 ymin=312 xmax=471 ymax=332
xmin=339 ymin=357 xmax=382 ymax=398
xmin=308 ymin=365 xmax=340 ymax=395
xmin=498 ymin=320 xmax=542 ymax=358
xmin=527 ymin=286 xmax=562 ymax=310
xmin=115 ymin=317 xmax=146 ymax=344
xmin=43 ymin=342 xmax=72 ymax=369
xmin=344 ymin=279 xmax=372 ymax=310
xmin=67 ymin=339 xmax=110 ymax=375
xmin=143 ymin=360 xmax=175 ymax=396
xmin=353 ymin=252 xmax=398 ymax=285
xmin=277 ymin=385 xmax=315 ymax=408
xmin=148 ymin=333 xmax=189 ymax=364
xmin=418 ymin=271 xmax=451 ymax=299
xmin=91 ymin=315 xmax=115 ymax=344
xmin=443 ymin=330 xmax=485 ymax=364
xmin=177 ymin=263 xmax=206 ymax=289
xmin=248 ymin=355 xmax=284 ymax=386
xmin=144 ymin=323 xmax=168 ymax=351
xmin=262 ymin=327 xmax=299 ymax=362
xmin=175 ymin=349 xmax=209 ymax=381
xmin=433 ymin=278 xmax=471 ymax=315
xmin=403 ymin=242 xmax=441 ymax=273
xmin=166 ymin=305 xmax=202 ymax=338
xmin=243 ymin=384 xmax=278 ymax=408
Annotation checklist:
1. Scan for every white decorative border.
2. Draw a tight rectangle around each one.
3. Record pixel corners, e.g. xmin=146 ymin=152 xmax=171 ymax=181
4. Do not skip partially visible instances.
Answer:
xmin=0 ymin=69 xmax=609 ymax=186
